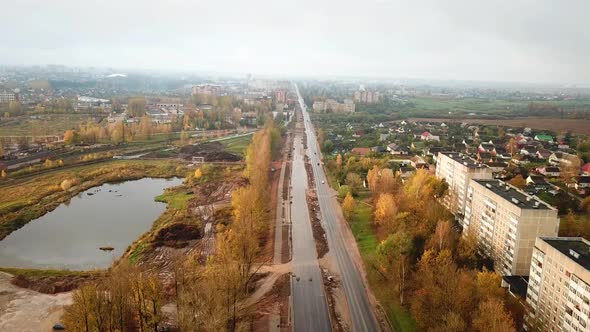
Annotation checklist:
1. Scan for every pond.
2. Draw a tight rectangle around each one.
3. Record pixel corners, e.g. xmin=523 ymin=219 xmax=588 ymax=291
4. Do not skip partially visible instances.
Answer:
xmin=0 ymin=177 xmax=183 ymax=271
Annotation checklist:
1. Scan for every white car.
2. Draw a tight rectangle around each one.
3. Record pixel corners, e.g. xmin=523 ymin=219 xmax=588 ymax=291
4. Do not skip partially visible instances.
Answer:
xmin=321 ymin=180 xmax=325 ymax=184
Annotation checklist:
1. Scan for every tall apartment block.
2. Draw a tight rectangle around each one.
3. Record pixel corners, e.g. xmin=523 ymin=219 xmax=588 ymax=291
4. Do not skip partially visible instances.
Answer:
xmin=526 ymin=237 xmax=590 ymax=332
xmin=464 ymin=179 xmax=559 ymax=276
xmin=435 ymin=152 xmax=493 ymax=218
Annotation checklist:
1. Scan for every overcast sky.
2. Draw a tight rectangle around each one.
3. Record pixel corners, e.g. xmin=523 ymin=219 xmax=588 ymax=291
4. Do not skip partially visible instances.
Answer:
xmin=1 ymin=0 xmax=589 ymax=84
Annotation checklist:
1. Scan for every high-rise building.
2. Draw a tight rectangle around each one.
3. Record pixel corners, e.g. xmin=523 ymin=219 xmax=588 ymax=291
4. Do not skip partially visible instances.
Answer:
xmin=0 ymin=90 xmax=18 ymax=103
xmin=526 ymin=237 xmax=590 ymax=331
xmin=275 ymin=89 xmax=286 ymax=103
xmin=435 ymin=152 xmax=493 ymax=217
xmin=464 ymin=179 xmax=559 ymax=276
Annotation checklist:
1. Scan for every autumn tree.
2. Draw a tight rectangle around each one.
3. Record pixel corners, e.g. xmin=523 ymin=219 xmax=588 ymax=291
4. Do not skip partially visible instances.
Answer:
xmin=336 ymin=153 xmax=343 ymax=169
xmin=342 ymin=192 xmax=355 ymax=220
xmin=374 ymin=193 xmax=398 ymax=230
xmin=580 ymin=196 xmax=590 ymax=214
xmin=128 ymin=97 xmax=147 ymax=117
xmin=410 ymin=249 xmax=476 ymax=330
xmin=139 ymin=115 xmax=152 ymax=139
xmin=508 ymin=174 xmax=526 ymax=189
xmin=377 ymin=231 xmax=413 ymax=304
xmin=64 ymin=129 xmax=79 ymax=145
xmin=346 ymin=172 xmax=363 ymax=195
xmin=472 ymin=299 xmax=516 ymax=332
xmin=426 ymin=219 xmax=456 ymax=252
xmin=561 ymin=156 xmax=582 ymax=183
xmin=506 ymin=137 xmax=518 ymax=156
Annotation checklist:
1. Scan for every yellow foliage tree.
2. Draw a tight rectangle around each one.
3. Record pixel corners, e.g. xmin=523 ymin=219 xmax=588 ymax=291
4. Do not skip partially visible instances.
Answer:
xmin=374 ymin=193 xmax=397 ymax=229
xmin=194 ymin=168 xmax=203 ymax=179
xmin=63 ymin=129 xmax=78 ymax=145
xmin=342 ymin=192 xmax=356 ymax=220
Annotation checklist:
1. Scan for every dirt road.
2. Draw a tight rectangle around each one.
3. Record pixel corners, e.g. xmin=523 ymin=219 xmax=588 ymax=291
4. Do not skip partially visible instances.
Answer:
xmin=0 ymin=272 xmax=72 ymax=332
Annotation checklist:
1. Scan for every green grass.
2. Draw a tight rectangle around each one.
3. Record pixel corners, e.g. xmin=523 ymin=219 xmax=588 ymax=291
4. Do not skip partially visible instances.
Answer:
xmin=350 ymin=202 xmax=378 ymax=256
xmin=220 ymin=135 xmax=252 ymax=155
xmin=154 ymin=191 xmax=191 ymax=210
xmin=0 ymin=267 xmax=96 ymax=277
xmin=128 ymin=242 xmax=146 ymax=264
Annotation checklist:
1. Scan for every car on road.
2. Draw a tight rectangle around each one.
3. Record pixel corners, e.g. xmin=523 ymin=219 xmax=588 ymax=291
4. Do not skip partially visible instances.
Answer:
xmin=53 ymin=323 xmax=65 ymax=330
xmin=321 ymin=180 xmax=325 ymax=184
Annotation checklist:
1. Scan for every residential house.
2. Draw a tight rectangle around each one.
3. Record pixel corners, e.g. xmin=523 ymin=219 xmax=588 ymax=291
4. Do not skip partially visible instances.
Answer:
xmin=387 ymin=143 xmax=409 ymax=155
xmin=535 ymin=149 xmax=552 ymax=160
xmin=575 ymin=176 xmax=590 ymax=190
xmin=418 ymin=131 xmax=440 ymax=142
xmin=520 ymin=145 xmax=537 ymax=156
xmin=410 ymin=156 xmax=427 ymax=169
xmin=581 ymin=162 xmax=590 ymax=175
xmin=538 ymin=166 xmax=560 ymax=177
xmin=479 ymin=142 xmax=496 ymax=155
xmin=398 ymin=166 xmax=416 ymax=181
xmin=549 ymin=152 xmax=580 ymax=167
xmin=371 ymin=146 xmax=387 ymax=154
xmin=534 ymin=134 xmax=553 ymax=143
xmin=526 ymin=175 xmax=552 ymax=191
xmin=351 ymin=147 xmax=371 ymax=156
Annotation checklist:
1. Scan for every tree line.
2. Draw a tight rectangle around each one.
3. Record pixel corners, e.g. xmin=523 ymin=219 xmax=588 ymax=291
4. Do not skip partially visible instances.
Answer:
xmin=338 ymin=156 xmax=523 ymax=331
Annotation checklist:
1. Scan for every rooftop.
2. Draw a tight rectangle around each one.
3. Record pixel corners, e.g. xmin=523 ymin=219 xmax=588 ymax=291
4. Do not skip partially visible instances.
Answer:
xmin=473 ymin=179 xmax=553 ymax=210
xmin=439 ymin=151 xmax=488 ymax=169
xmin=541 ymin=237 xmax=590 ymax=271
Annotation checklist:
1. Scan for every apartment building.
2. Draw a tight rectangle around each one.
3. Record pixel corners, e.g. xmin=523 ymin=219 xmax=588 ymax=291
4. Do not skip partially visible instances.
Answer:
xmin=464 ymin=179 xmax=559 ymax=276
xmin=435 ymin=152 xmax=493 ymax=217
xmin=0 ymin=90 xmax=18 ymax=103
xmin=312 ymin=99 xmax=355 ymax=113
xmin=526 ymin=237 xmax=590 ymax=332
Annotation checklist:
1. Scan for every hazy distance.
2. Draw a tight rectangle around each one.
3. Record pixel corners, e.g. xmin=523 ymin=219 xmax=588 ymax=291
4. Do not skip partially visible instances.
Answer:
xmin=1 ymin=0 xmax=589 ymax=85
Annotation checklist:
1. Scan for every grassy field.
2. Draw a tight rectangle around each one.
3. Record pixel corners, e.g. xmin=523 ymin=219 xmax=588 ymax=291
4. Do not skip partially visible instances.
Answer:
xmin=155 ymin=191 xmax=192 ymax=210
xmin=219 ymin=135 xmax=252 ymax=155
xmin=0 ymin=114 xmax=101 ymax=136
xmin=347 ymin=197 xmax=416 ymax=331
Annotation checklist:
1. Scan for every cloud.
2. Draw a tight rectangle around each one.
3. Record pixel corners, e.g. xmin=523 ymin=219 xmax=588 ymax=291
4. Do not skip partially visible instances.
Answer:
xmin=0 ymin=0 xmax=588 ymax=84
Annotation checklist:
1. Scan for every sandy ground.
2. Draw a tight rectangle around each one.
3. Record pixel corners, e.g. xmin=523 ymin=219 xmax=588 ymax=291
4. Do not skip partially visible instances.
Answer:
xmin=0 ymin=272 xmax=72 ymax=332
xmin=320 ymin=253 xmax=352 ymax=330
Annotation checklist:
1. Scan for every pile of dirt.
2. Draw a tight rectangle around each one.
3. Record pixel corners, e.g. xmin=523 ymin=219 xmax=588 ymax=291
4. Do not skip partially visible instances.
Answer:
xmin=188 ymin=178 xmax=248 ymax=207
xmin=250 ymin=272 xmax=291 ymax=331
xmin=152 ymin=223 xmax=202 ymax=248
xmin=179 ymin=142 xmax=242 ymax=162
xmin=11 ymin=273 xmax=98 ymax=294
xmin=307 ymin=191 xmax=328 ymax=258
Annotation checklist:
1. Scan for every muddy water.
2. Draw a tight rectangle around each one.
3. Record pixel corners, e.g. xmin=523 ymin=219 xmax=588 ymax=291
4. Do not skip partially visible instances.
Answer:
xmin=0 ymin=177 xmax=182 ymax=271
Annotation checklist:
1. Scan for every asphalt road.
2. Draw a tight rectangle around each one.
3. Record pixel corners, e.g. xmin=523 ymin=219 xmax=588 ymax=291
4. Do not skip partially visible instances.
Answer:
xmin=295 ymin=84 xmax=380 ymax=332
xmin=290 ymin=129 xmax=332 ymax=332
